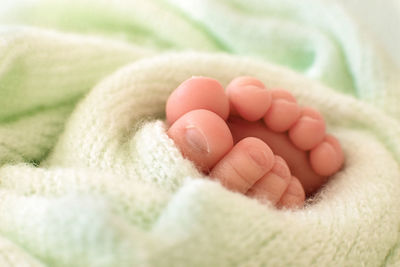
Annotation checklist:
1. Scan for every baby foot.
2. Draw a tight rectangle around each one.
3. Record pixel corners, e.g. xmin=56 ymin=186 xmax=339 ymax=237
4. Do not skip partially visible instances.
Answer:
xmin=166 ymin=77 xmax=343 ymax=208
xmin=226 ymin=77 xmax=344 ymax=194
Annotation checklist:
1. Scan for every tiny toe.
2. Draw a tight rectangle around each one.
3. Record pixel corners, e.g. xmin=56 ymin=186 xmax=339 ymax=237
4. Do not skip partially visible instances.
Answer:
xmin=288 ymin=107 xmax=326 ymax=150
xmin=166 ymin=77 xmax=230 ymax=125
xmin=310 ymin=134 xmax=344 ymax=176
xmin=264 ymin=90 xmax=301 ymax=132
xmin=210 ymin=137 xmax=274 ymax=194
xmin=246 ymin=156 xmax=292 ymax=206
xmin=226 ymin=77 xmax=272 ymax=121
xmin=167 ymin=109 xmax=233 ymax=172
xmin=277 ymin=176 xmax=305 ymax=209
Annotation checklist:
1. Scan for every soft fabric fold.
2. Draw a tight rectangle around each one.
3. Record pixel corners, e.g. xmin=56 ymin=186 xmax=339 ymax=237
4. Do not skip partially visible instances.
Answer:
xmin=0 ymin=0 xmax=400 ymax=266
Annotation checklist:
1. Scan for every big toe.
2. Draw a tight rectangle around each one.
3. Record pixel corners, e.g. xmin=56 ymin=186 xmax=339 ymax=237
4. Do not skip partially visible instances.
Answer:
xmin=246 ymin=155 xmax=293 ymax=206
xmin=210 ymin=137 xmax=275 ymax=194
xmin=166 ymin=77 xmax=230 ymax=125
xmin=167 ymin=109 xmax=234 ymax=173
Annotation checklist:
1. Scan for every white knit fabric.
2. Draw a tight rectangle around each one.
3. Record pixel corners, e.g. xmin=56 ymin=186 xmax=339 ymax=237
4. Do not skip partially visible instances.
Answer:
xmin=0 ymin=0 xmax=399 ymax=266
xmin=0 ymin=52 xmax=399 ymax=266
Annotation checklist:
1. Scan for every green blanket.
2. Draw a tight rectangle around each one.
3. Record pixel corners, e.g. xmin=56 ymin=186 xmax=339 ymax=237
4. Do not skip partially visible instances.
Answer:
xmin=0 ymin=0 xmax=400 ymax=266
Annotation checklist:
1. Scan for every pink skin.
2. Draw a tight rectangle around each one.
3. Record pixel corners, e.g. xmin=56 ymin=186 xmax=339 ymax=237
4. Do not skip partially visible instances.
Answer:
xmin=166 ymin=76 xmax=344 ymax=208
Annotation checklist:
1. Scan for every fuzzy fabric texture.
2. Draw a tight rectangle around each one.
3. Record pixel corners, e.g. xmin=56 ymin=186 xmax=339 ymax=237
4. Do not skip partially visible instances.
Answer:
xmin=0 ymin=0 xmax=400 ymax=266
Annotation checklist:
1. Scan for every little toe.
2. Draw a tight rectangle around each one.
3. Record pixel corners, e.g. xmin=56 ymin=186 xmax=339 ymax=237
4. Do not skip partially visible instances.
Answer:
xmin=310 ymin=134 xmax=344 ymax=176
xmin=167 ymin=109 xmax=234 ymax=173
xmin=263 ymin=90 xmax=301 ymax=132
xmin=246 ymin=156 xmax=292 ymax=206
xmin=226 ymin=77 xmax=272 ymax=121
xmin=209 ymin=137 xmax=274 ymax=194
xmin=166 ymin=77 xmax=230 ymax=125
xmin=288 ymin=107 xmax=326 ymax=150
xmin=277 ymin=176 xmax=306 ymax=209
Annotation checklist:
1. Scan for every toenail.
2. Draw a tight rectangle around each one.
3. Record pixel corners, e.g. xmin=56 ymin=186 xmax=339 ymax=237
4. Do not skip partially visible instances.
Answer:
xmin=275 ymin=99 xmax=295 ymax=107
xmin=301 ymin=116 xmax=319 ymax=123
xmin=185 ymin=125 xmax=210 ymax=153
xmin=271 ymin=90 xmax=297 ymax=103
xmin=246 ymin=85 xmax=265 ymax=92
xmin=249 ymin=149 xmax=270 ymax=167
xmin=229 ymin=77 xmax=266 ymax=90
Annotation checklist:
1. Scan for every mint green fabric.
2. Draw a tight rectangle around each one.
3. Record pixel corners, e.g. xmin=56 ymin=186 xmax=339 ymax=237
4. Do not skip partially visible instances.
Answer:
xmin=0 ymin=0 xmax=400 ymax=266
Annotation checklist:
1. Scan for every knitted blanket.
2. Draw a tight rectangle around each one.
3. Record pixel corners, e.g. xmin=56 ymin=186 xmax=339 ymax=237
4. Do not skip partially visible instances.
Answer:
xmin=1 ymin=0 xmax=400 ymax=266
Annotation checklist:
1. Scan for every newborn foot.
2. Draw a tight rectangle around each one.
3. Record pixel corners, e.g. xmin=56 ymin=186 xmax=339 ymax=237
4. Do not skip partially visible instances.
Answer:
xmin=166 ymin=77 xmax=343 ymax=208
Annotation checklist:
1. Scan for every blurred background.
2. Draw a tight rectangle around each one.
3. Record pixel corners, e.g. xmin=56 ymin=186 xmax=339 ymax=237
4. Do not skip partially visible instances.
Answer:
xmin=335 ymin=0 xmax=400 ymax=67
xmin=1 ymin=0 xmax=400 ymax=68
